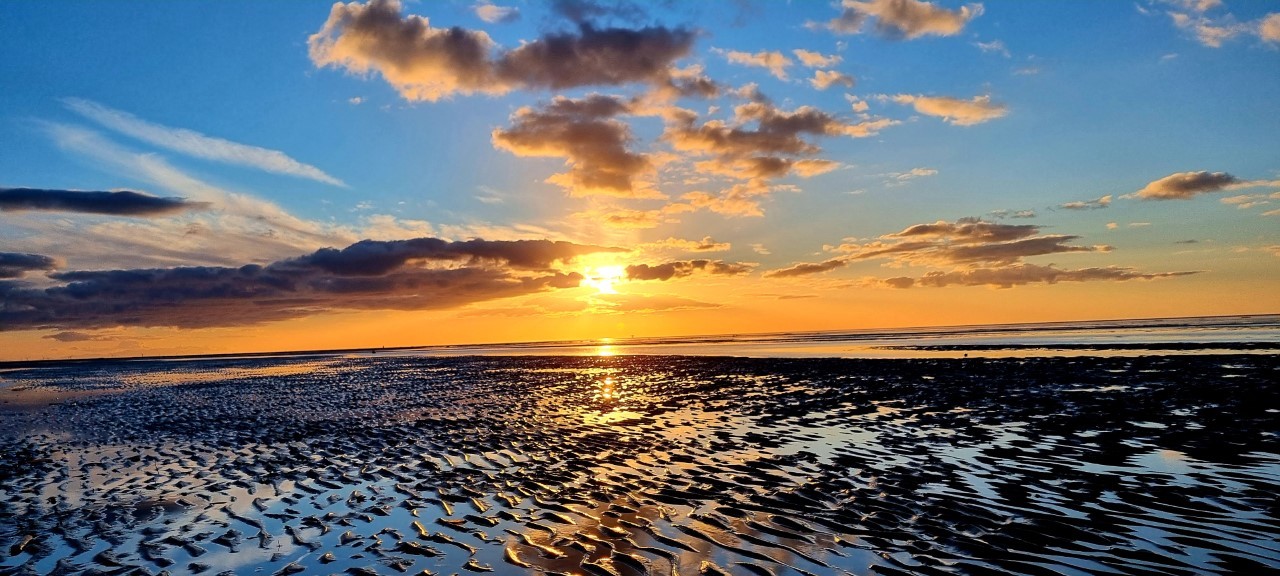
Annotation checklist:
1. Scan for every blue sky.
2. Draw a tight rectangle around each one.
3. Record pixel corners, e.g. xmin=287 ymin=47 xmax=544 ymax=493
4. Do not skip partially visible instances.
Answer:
xmin=1 ymin=0 xmax=1277 ymax=358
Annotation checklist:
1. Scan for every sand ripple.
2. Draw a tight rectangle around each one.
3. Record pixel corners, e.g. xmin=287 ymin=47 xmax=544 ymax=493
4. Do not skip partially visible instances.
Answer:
xmin=1 ymin=354 xmax=1277 ymax=575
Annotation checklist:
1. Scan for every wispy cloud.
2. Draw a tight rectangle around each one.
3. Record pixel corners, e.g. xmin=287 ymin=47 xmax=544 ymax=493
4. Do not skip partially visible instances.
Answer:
xmin=63 ymin=98 xmax=346 ymax=187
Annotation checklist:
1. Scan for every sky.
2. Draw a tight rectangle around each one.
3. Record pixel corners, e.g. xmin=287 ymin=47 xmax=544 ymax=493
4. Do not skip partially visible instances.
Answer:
xmin=1 ymin=0 xmax=1278 ymax=360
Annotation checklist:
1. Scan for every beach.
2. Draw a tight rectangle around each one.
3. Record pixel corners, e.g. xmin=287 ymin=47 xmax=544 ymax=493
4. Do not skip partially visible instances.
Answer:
xmin=1 ymin=352 xmax=1276 ymax=576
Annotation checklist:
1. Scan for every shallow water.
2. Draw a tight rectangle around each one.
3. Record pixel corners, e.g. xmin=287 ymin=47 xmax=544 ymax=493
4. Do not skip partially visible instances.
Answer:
xmin=1 ymin=354 xmax=1277 ymax=575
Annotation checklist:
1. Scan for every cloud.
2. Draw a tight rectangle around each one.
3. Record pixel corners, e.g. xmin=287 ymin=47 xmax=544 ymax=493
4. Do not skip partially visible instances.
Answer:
xmin=829 ymin=0 xmax=983 ymax=39
xmin=35 ymin=123 xmax=362 ymax=267
xmin=1127 ymin=171 xmax=1280 ymax=200
xmin=811 ymin=70 xmax=855 ymax=90
xmin=309 ymin=0 xmax=696 ymax=101
xmin=641 ymin=236 xmax=731 ymax=252
xmin=1059 ymin=194 xmax=1112 ymax=210
xmin=63 ymin=98 xmax=346 ymax=187
xmin=42 ymin=331 xmax=112 ymax=342
xmin=1220 ymin=194 xmax=1270 ymax=210
xmin=890 ymin=94 xmax=1007 ymax=126
xmin=766 ymin=218 xmax=1128 ymax=279
xmin=625 ymin=259 xmax=753 ymax=281
xmin=989 ymin=209 xmax=1036 ymax=219
xmin=889 ymin=167 xmax=937 ymax=184
xmin=0 ymin=188 xmax=208 ymax=216
xmin=0 ymin=237 xmax=620 ymax=331
xmin=875 ymin=264 xmax=1199 ymax=289
xmin=718 ymin=49 xmax=793 ymax=80
xmin=491 ymin=95 xmax=658 ymax=198
xmin=0 ymin=252 xmax=58 ymax=279
xmin=589 ymin=292 xmax=720 ymax=313
xmin=1165 ymin=5 xmax=1246 ymax=47
xmin=793 ymin=49 xmax=841 ymax=68
xmin=763 ymin=258 xmax=847 ymax=278
xmin=974 ymin=39 xmax=1009 ymax=57
xmin=663 ymin=100 xmax=895 ymax=216
xmin=1263 ymin=13 xmax=1280 ymax=43
xmin=578 ymin=203 xmax=694 ymax=229
xmin=474 ymin=2 xmax=519 ymax=23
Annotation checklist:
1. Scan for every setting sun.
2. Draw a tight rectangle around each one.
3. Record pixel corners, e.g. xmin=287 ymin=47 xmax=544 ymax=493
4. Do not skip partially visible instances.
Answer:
xmin=581 ymin=265 xmax=626 ymax=295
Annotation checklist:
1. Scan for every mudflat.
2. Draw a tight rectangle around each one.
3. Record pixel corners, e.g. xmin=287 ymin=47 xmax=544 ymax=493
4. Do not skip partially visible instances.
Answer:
xmin=1 ymin=354 xmax=1276 ymax=575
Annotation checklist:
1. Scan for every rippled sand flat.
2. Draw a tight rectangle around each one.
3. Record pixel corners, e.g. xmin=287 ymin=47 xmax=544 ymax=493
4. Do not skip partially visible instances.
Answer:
xmin=1 ymin=355 xmax=1277 ymax=575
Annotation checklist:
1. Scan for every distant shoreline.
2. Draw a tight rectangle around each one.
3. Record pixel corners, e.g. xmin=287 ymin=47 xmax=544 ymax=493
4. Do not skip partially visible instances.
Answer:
xmin=2 ymin=312 xmax=1276 ymax=367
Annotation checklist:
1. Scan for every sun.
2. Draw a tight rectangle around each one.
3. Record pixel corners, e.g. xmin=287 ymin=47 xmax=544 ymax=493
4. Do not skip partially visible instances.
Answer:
xmin=582 ymin=265 xmax=626 ymax=294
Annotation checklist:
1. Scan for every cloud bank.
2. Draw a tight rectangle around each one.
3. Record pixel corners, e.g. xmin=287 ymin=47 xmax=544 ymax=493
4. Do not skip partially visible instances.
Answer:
xmin=0 ymin=237 xmax=620 ymax=330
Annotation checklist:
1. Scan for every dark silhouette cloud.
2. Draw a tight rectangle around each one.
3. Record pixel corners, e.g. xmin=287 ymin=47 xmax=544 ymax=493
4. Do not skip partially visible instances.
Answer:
xmin=0 ymin=252 xmax=57 ymax=279
xmin=0 ymin=188 xmax=207 ymax=216
xmin=0 ymin=237 xmax=618 ymax=331
xmin=625 ymin=259 xmax=753 ymax=281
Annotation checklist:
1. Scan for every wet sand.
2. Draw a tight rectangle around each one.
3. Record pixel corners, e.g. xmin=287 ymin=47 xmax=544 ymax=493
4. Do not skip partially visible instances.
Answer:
xmin=1 ymin=354 xmax=1277 ymax=575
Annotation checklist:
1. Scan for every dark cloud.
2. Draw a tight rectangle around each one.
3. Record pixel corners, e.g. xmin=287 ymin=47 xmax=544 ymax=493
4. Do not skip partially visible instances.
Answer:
xmin=492 ymin=95 xmax=656 ymax=197
xmin=625 ymin=259 xmax=753 ymax=281
xmin=287 ymin=237 xmax=624 ymax=275
xmin=0 ymin=188 xmax=207 ymax=216
xmin=309 ymin=0 xmax=697 ymax=101
xmin=43 ymin=331 xmax=107 ymax=342
xmin=0 ymin=252 xmax=58 ymax=279
xmin=496 ymin=24 xmax=696 ymax=90
xmin=879 ymin=264 xmax=1199 ymax=289
xmin=0 ymin=237 xmax=617 ymax=331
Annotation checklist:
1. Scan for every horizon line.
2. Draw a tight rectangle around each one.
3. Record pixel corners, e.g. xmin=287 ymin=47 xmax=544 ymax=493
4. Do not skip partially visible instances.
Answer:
xmin=3 ymin=312 xmax=1275 ymax=367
